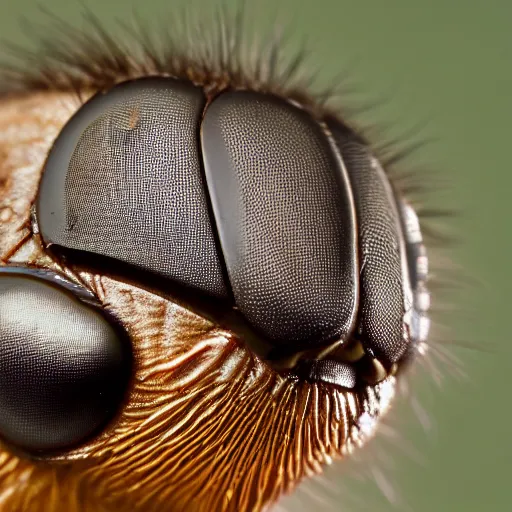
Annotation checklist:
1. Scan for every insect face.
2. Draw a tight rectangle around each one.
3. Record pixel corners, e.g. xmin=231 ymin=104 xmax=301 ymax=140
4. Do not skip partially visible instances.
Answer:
xmin=32 ymin=76 xmax=429 ymax=393
xmin=0 ymin=267 xmax=132 ymax=454
xmin=0 ymin=6 xmax=435 ymax=511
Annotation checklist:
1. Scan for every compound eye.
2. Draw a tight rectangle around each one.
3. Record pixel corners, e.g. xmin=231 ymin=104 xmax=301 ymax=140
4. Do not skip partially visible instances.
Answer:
xmin=37 ymin=77 xmax=227 ymax=299
xmin=328 ymin=122 xmax=414 ymax=365
xmin=201 ymin=91 xmax=415 ymax=366
xmin=0 ymin=268 xmax=131 ymax=454
xmin=201 ymin=91 xmax=359 ymax=352
xmin=36 ymin=76 xmax=420 ymax=380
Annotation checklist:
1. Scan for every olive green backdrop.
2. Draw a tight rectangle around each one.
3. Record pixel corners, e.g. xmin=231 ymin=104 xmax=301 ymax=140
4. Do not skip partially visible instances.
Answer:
xmin=0 ymin=1 xmax=509 ymax=511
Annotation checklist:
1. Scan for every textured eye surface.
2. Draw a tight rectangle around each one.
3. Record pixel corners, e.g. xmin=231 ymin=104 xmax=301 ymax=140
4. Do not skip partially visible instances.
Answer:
xmin=37 ymin=76 xmax=424 ymax=380
xmin=201 ymin=90 xmax=359 ymax=350
xmin=38 ymin=78 xmax=227 ymax=298
xmin=0 ymin=268 xmax=132 ymax=453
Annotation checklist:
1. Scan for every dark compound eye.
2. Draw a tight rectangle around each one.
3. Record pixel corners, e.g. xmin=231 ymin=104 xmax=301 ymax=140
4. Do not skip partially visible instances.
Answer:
xmin=0 ymin=267 xmax=132 ymax=455
xmin=37 ymin=78 xmax=227 ymax=299
xmin=36 ymin=76 xmax=429 ymax=389
xmin=201 ymin=91 xmax=359 ymax=351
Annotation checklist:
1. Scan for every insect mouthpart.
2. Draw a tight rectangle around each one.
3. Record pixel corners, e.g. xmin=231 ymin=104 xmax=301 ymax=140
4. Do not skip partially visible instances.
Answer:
xmin=34 ymin=76 xmax=430 ymax=391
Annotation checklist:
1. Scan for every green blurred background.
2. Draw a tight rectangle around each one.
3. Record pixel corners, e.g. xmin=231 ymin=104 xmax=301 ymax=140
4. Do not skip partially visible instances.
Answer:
xmin=0 ymin=0 xmax=509 ymax=511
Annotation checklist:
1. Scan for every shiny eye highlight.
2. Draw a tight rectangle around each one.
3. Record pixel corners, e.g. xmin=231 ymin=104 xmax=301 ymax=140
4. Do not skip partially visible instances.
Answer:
xmin=0 ymin=267 xmax=131 ymax=454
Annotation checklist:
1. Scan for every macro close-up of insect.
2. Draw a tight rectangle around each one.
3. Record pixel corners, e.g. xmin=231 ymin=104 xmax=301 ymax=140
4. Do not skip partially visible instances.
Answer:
xmin=0 ymin=0 xmax=510 ymax=511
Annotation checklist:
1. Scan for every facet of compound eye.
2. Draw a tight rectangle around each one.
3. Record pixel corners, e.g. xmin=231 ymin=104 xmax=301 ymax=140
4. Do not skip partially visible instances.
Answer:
xmin=327 ymin=122 xmax=413 ymax=364
xmin=294 ymin=359 xmax=357 ymax=389
xmin=0 ymin=268 xmax=131 ymax=453
xmin=37 ymin=77 xmax=228 ymax=299
xmin=201 ymin=91 xmax=359 ymax=352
